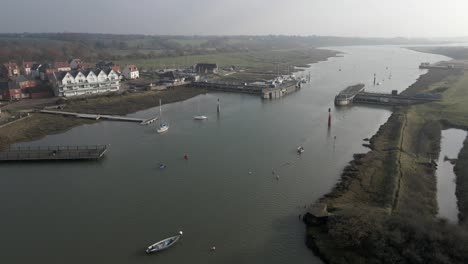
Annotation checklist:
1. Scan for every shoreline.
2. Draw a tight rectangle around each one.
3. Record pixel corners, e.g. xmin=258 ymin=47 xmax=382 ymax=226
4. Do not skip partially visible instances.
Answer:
xmin=304 ymin=48 xmax=468 ymax=262
xmin=0 ymin=86 xmax=206 ymax=150
xmin=0 ymin=50 xmax=339 ymax=150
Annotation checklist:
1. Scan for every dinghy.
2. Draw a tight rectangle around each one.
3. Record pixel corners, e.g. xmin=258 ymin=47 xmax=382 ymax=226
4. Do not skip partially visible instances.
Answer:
xmin=146 ymin=231 xmax=183 ymax=254
xmin=193 ymin=115 xmax=208 ymax=120
xmin=297 ymin=146 xmax=304 ymax=154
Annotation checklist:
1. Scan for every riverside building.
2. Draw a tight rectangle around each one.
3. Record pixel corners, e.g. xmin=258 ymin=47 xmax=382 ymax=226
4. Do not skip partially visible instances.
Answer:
xmin=49 ymin=69 xmax=120 ymax=97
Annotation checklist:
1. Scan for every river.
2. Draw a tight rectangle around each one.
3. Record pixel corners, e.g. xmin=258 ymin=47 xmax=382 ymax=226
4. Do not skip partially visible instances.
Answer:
xmin=0 ymin=46 xmax=448 ymax=264
xmin=436 ymin=129 xmax=468 ymax=222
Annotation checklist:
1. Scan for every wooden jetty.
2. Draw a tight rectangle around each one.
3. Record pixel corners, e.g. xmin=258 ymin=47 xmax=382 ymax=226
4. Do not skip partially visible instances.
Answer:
xmin=0 ymin=145 xmax=108 ymax=161
xmin=39 ymin=110 xmax=158 ymax=125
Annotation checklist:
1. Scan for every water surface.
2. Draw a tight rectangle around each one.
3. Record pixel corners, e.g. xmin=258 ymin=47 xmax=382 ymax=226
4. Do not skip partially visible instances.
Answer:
xmin=0 ymin=46 xmax=448 ymax=264
xmin=437 ymin=129 xmax=468 ymax=222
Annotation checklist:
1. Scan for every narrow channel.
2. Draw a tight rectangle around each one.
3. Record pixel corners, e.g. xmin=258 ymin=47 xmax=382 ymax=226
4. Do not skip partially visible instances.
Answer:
xmin=437 ymin=129 xmax=468 ymax=222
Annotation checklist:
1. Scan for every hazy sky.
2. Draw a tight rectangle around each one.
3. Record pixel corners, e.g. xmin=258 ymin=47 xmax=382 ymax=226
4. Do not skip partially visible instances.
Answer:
xmin=1 ymin=0 xmax=467 ymax=37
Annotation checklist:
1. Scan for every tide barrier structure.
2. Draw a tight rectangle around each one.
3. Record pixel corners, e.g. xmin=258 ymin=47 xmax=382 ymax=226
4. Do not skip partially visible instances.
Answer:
xmin=192 ymin=81 xmax=300 ymax=99
xmin=353 ymin=92 xmax=441 ymax=106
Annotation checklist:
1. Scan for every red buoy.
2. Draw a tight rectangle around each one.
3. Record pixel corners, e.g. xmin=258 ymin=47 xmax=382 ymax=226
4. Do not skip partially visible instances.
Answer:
xmin=184 ymin=154 xmax=188 ymax=160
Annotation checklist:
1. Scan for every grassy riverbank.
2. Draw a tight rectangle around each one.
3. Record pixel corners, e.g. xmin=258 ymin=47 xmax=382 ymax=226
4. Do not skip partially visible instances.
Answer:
xmin=455 ymin=137 xmax=468 ymax=225
xmin=117 ymin=48 xmax=337 ymax=72
xmin=64 ymin=86 xmax=206 ymax=115
xmin=305 ymin=53 xmax=468 ymax=263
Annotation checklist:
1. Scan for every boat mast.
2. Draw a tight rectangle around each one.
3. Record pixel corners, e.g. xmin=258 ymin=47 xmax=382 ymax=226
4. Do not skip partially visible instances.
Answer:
xmin=159 ymin=99 xmax=162 ymax=125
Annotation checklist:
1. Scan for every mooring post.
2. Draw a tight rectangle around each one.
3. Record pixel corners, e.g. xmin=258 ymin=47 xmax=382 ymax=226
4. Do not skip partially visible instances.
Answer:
xmin=328 ymin=108 xmax=331 ymax=127
xmin=217 ymin=98 xmax=220 ymax=113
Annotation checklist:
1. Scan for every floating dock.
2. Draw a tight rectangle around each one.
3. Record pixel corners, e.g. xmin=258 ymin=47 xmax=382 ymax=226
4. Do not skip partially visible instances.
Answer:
xmin=39 ymin=110 xmax=158 ymax=125
xmin=0 ymin=145 xmax=108 ymax=161
xmin=334 ymin=84 xmax=365 ymax=106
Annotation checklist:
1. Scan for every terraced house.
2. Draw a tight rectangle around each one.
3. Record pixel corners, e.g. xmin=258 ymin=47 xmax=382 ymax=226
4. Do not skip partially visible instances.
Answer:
xmin=49 ymin=69 xmax=120 ymax=97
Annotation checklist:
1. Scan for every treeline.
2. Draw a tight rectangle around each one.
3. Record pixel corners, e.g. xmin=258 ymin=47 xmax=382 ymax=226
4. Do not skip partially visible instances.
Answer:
xmin=0 ymin=33 xmax=443 ymax=64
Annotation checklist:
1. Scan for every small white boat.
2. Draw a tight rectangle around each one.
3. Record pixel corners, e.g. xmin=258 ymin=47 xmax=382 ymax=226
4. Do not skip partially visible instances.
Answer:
xmin=193 ymin=115 xmax=208 ymax=120
xmin=297 ymin=146 xmax=304 ymax=154
xmin=194 ymin=100 xmax=208 ymax=120
xmin=157 ymin=123 xmax=169 ymax=133
xmin=157 ymin=99 xmax=169 ymax=133
xmin=146 ymin=231 xmax=183 ymax=254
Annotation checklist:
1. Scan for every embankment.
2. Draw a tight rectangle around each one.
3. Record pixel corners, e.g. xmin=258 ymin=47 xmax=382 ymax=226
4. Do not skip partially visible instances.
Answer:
xmin=64 ymin=86 xmax=205 ymax=115
xmin=305 ymin=66 xmax=468 ymax=263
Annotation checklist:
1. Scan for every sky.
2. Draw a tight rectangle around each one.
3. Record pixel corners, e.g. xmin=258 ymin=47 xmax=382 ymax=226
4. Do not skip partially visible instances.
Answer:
xmin=1 ymin=0 xmax=467 ymax=38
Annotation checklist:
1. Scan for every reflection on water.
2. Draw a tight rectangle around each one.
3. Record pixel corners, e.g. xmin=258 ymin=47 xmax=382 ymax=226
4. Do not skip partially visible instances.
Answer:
xmin=0 ymin=46 xmax=448 ymax=264
xmin=437 ymin=129 xmax=468 ymax=222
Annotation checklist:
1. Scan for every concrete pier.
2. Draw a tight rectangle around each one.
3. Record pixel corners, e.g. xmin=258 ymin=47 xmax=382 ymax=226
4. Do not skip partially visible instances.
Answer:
xmin=261 ymin=83 xmax=300 ymax=99
xmin=353 ymin=92 xmax=441 ymax=106
xmin=334 ymin=84 xmax=365 ymax=106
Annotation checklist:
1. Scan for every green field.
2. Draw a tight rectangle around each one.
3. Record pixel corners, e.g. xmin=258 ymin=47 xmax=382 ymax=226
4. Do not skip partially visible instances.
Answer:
xmin=115 ymin=48 xmax=337 ymax=72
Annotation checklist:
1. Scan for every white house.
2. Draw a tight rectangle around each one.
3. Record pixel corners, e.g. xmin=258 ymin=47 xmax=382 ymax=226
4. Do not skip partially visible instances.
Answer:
xmin=122 ymin=65 xmax=139 ymax=79
xmin=49 ymin=69 xmax=120 ymax=97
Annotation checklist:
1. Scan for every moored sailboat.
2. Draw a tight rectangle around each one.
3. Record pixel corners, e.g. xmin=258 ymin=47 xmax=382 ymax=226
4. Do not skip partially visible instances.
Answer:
xmin=193 ymin=99 xmax=208 ymax=120
xmin=157 ymin=99 xmax=169 ymax=133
